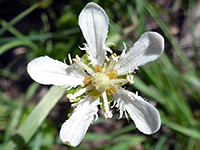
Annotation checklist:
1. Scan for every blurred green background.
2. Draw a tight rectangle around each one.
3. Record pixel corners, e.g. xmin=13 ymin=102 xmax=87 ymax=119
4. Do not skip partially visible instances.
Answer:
xmin=0 ymin=0 xmax=200 ymax=149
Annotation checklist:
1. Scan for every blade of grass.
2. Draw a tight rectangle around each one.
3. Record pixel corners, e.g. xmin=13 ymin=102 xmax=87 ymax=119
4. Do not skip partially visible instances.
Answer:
xmin=139 ymin=58 xmax=197 ymax=126
xmin=187 ymin=138 xmax=195 ymax=150
xmin=154 ymin=135 xmax=168 ymax=150
xmin=135 ymin=0 xmax=146 ymax=34
xmin=3 ymin=83 xmax=39 ymax=142
xmin=109 ymin=135 xmax=145 ymax=150
xmin=0 ymin=28 xmax=79 ymax=44
xmin=0 ymin=0 xmax=47 ymax=36
xmin=0 ymin=40 xmax=39 ymax=55
xmin=3 ymin=108 xmax=22 ymax=142
xmin=23 ymin=83 xmax=40 ymax=103
xmin=84 ymin=124 xmax=136 ymax=141
xmin=145 ymin=2 xmax=195 ymax=75
xmin=3 ymin=86 xmax=65 ymax=150
xmin=0 ymin=68 xmax=19 ymax=80
xmin=0 ymin=20 xmax=27 ymax=40
xmin=32 ymin=129 xmax=42 ymax=150
xmin=0 ymin=91 xmax=17 ymax=108
xmin=162 ymin=118 xmax=200 ymax=139
xmin=133 ymin=75 xmax=165 ymax=104
xmin=188 ymin=0 xmax=199 ymax=71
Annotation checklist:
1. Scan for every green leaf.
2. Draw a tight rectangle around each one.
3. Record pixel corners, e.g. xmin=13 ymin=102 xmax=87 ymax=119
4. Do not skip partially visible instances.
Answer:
xmin=3 ymin=86 xmax=65 ymax=150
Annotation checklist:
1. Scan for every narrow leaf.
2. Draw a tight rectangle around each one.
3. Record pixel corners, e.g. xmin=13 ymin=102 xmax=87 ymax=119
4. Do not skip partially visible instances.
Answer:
xmin=3 ymin=86 xmax=65 ymax=150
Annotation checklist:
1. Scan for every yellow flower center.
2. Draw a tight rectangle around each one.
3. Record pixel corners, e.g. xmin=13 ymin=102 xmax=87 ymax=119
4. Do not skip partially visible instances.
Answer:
xmin=83 ymin=64 xmax=119 ymax=98
xmin=69 ymin=54 xmax=134 ymax=119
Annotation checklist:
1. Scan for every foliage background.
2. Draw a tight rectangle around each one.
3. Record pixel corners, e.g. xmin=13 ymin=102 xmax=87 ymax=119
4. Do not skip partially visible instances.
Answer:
xmin=0 ymin=0 xmax=200 ymax=149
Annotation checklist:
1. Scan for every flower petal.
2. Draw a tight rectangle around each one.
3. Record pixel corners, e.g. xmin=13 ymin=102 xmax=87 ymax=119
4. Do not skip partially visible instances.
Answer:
xmin=78 ymin=2 xmax=109 ymax=66
xmin=114 ymin=32 xmax=164 ymax=75
xmin=27 ymin=56 xmax=86 ymax=87
xmin=59 ymin=96 xmax=99 ymax=147
xmin=114 ymin=88 xmax=161 ymax=134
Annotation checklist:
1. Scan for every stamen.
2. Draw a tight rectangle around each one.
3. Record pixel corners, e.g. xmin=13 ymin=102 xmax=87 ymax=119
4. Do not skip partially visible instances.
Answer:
xmin=107 ymin=69 xmax=118 ymax=79
xmin=72 ymin=55 xmax=95 ymax=76
xmin=68 ymin=53 xmax=72 ymax=64
xmin=120 ymin=42 xmax=127 ymax=58
xmin=102 ymin=92 xmax=112 ymax=119
xmin=109 ymin=74 xmax=134 ymax=85
xmin=104 ymin=111 xmax=113 ymax=119
xmin=104 ymin=55 xmax=118 ymax=74
xmin=66 ymin=94 xmax=76 ymax=102
xmin=106 ymin=85 xmax=116 ymax=95
xmin=67 ymin=86 xmax=93 ymax=102
xmin=72 ymin=55 xmax=81 ymax=63
xmin=90 ymin=89 xmax=101 ymax=98
xmin=78 ymin=61 xmax=95 ymax=76
xmin=109 ymin=78 xmax=128 ymax=84
xmin=84 ymin=76 xmax=92 ymax=85
xmin=127 ymin=75 xmax=134 ymax=84
xmin=110 ymin=54 xmax=118 ymax=62
xmin=95 ymin=65 xmax=103 ymax=72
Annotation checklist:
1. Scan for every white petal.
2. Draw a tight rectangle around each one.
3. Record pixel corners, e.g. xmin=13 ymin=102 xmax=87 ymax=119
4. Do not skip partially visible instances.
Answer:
xmin=114 ymin=88 xmax=161 ymax=134
xmin=27 ymin=56 xmax=86 ymax=87
xmin=59 ymin=96 xmax=99 ymax=147
xmin=114 ymin=32 xmax=164 ymax=75
xmin=78 ymin=2 xmax=109 ymax=66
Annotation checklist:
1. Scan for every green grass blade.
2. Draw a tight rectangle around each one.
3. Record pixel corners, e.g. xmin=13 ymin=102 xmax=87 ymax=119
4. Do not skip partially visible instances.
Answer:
xmin=3 ymin=108 xmax=22 ymax=142
xmin=109 ymin=135 xmax=145 ymax=150
xmin=3 ymin=83 xmax=39 ymax=143
xmin=23 ymin=83 xmax=39 ymax=104
xmin=145 ymin=2 xmax=195 ymax=75
xmin=189 ymin=0 xmax=199 ymax=70
xmin=0 ymin=0 xmax=46 ymax=36
xmin=0 ymin=20 xmax=27 ymax=40
xmin=162 ymin=119 xmax=200 ymax=139
xmin=154 ymin=135 xmax=168 ymax=150
xmin=0 ymin=28 xmax=79 ymax=44
xmin=187 ymin=138 xmax=195 ymax=150
xmin=32 ymin=129 xmax=42 ymax=150
xmin=3 ymin=86 xmax=65 ymax=150
xmin=0 ymin=40 xmax=39 ymax=55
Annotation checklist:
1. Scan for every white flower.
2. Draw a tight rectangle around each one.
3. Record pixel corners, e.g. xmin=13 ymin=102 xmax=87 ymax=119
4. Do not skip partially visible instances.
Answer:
xmin=27 ymin=2 xmax=164 ymax=147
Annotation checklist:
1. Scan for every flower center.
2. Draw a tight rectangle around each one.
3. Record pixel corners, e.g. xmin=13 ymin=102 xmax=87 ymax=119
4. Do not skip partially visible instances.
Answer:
xmin=92 ymin=72 xmax=110 ymax=93
xmin=68 ymin=54 xmax=135 ymax=119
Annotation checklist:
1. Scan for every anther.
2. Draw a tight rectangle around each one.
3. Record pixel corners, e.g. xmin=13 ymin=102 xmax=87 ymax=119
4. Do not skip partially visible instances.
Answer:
xmin=66 ymin=94 xmax=75 ymax=102
xmin=104 ymin=111 xmax=113 ymax=119
xmin=107 ymin=69 xmax=118 ymax=79
xmin=72 ymin=55 xmax=81 ymax=63
xmin=84 ymin=76 xmax=92 ymax=85
xmin=95 ymin=65 xmax=103 ymax=72
xmin=127 ymin=75 xmax=134 ymax=84
xmin=110 ymin=54 xmax=118 ymax=62
xmin=90 ymin=89 xmax=101 ymax=98
xmin=106 ymin=85 xmax=116 ymax=95
xmin=104 ymin=55 xmax=118 ymax=74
